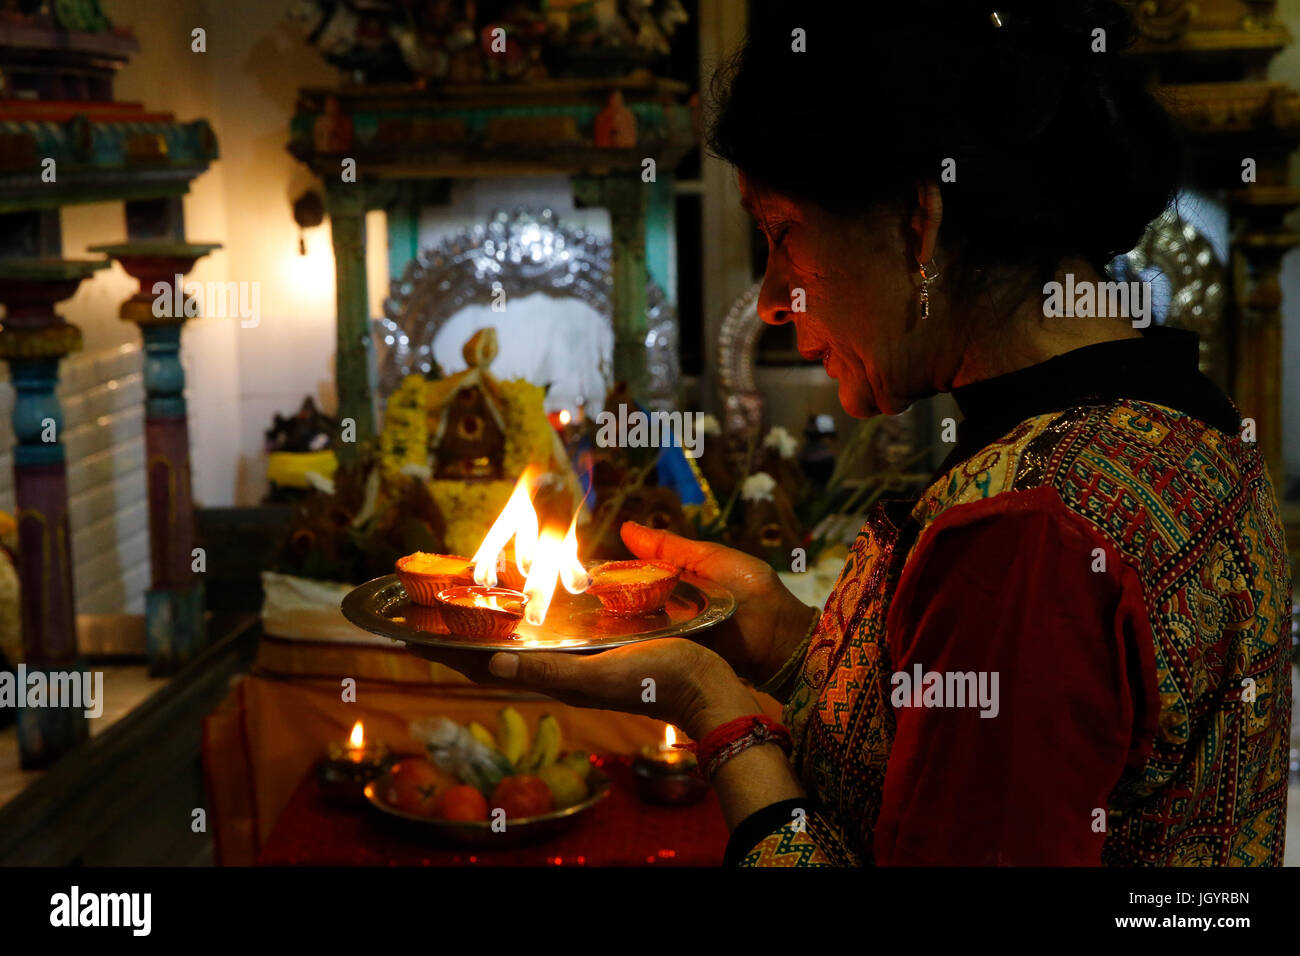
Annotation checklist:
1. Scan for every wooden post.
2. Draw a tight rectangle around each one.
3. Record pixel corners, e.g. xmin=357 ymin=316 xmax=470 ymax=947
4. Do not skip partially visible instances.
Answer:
xmin=1230 ymin=185 xmax=1300 ymax=488
xmin=327 ymin=186 xmax=374 ymax=460
xmin=89 ymin=241 xmax=221 ymax=675
xmin=575 ymin=175 xmax=648 ymax=397
xmin=0 ymin=259 xmax=106 ymax=768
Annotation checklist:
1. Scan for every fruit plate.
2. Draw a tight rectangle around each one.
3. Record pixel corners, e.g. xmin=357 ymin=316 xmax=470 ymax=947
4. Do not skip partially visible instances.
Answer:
xmin=363 ymin=768 xmax=612 ymax=848
xmin=340 ymin=572 xmax=736 ymax=652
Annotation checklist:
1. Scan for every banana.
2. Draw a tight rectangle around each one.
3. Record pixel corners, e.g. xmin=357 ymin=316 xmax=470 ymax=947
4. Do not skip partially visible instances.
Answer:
xmin=496 ymin=706 xmax=529 ymax=768
xmin=520 ymin=714 xmax=561 ymax=772
xmin=468 ymin=721 xmax=498 ymax=753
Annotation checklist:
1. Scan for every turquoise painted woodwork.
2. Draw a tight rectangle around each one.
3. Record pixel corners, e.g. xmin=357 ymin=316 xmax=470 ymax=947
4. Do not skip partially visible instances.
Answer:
xmin=88 ymin=241 xmax=220 ymax=675
xmin=145 ymin=584 xmax=206 ymax=676
xmin=16 ymin=696 xmax=89 ymax=771
xmin=10 ymin=359 xmax=65 ymax=467
xmin=289 ymin=79 xmax=697 ymax=427
xmin=0 ymin=117 xmax=218 ymax=214
xmin=387 ymin=203 xmax=420 ymax=281
xmin=289 ymin=102 xmax=677 ymax=147
xmin=0 ymin=262 xmax=104 ymax=769
xmin=142 ymin=324 xmax=186 ymax=419
xmin=645 ymin=173 xmax=676 ymax=304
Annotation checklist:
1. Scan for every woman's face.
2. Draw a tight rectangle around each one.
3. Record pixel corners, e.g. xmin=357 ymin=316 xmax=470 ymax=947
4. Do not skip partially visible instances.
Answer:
xmin=740 ymin=173 xmax=940 ymax=418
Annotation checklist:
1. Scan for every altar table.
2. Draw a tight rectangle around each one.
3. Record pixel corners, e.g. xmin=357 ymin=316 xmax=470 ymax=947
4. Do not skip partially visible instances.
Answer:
xmin=257 ymin=754 xmax=729 ymax=867
xmin=202 ymin=643 xmax=782 ymax=865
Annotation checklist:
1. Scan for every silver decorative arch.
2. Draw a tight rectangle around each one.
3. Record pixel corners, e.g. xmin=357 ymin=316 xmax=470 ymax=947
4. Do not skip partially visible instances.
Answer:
xmin=376 ymin=207 xmax=681 ymax=410
xmin=714 ymin=279 xmax=921 ymax=473
xmin=715 ymin=281 xmax=764 ymax=444
xmin=1113 ymin=206 xmax=1228 ymax=388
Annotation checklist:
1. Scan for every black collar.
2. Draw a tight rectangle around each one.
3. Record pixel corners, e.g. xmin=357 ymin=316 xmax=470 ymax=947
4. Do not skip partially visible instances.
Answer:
xmin=936 ymin=326 xmax=1239 ymax=477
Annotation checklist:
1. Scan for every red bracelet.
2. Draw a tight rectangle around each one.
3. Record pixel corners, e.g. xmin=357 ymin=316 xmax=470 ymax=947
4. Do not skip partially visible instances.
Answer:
xmin=694 ymin=715 xmax=792 ymax=782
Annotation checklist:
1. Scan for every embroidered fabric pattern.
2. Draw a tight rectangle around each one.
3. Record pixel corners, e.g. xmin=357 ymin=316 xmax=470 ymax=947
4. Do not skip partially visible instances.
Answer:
xmin=745 ymin=399 xmax=1291 ymax=866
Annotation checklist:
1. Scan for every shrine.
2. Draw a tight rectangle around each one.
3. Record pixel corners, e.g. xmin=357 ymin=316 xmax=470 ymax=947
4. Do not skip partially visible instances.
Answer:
xmin=0 ymin=0 xmax=1294 ymax=921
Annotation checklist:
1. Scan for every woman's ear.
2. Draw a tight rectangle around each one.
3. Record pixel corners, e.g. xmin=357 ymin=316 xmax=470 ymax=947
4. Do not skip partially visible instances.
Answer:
xmin=911 ymin=179 xmax=944 ymax=266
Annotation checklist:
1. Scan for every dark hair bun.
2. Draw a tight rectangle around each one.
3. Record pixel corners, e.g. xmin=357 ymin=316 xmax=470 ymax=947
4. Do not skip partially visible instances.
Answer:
xmin=710 ymin=0 xmax=1183 ymax=276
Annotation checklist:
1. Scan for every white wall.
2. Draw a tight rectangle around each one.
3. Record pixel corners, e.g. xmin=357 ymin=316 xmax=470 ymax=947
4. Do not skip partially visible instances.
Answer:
xmin=0 ymin=0 xmax=354 ymax=612
xmin=100 ymin=0 xmax=340 ymax=507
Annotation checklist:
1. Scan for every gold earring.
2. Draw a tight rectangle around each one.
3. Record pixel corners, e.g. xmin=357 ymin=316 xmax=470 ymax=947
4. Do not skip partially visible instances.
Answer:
xmin=918 ymin=260 xmax=939 ymax=320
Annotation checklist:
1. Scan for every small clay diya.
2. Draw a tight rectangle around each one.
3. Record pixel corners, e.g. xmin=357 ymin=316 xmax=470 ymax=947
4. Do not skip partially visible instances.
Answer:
xmin=633 ymin=743 xmax=708 ymax=806
xmin=492 ymin=545 xmax=528 ymax=590
xmin=585 ymin=560 xmax=681 ymax=617
xmin=435 ymin=585 xmax=527 ymax=641
xmin=396 ymin=552 xmax=474 ymax=606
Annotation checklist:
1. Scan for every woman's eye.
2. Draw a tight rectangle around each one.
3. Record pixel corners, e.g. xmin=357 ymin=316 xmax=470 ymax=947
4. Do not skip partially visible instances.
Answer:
xmin=765 ymin=222 xmax=790 ymax=246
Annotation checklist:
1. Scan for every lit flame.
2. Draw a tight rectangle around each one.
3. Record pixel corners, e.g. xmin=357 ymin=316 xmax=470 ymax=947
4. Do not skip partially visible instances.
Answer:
xmin=522 ymin=518 xmax=590 ymax=626
xmin=470 ymin=593 xmax=518 ymax=613
xmin=662 ymin=724 xmax=676 ymax=750
xmin=471 ymin=465 xmax=588 ymax=626
xmin=349 ymin=721 xmax=365 ymax=748
xmin=558 ymin=409 xmax=571 ymax=426
xmin=559 ymin=513 xmax=590 ymax=595
xmin=472 ymin=466 xmax=540 ymax=586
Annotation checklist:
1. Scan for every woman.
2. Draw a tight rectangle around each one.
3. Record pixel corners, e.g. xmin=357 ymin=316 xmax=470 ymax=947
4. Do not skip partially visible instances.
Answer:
xmin=412 ymin=0 xmax=1293 ymax=865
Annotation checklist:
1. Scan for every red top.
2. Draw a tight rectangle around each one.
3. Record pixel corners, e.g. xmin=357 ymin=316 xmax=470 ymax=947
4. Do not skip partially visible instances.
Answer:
xmin=873 ymin=489 xmax=1160 ymax=865
xmin=734 ymin=331 xmax=1290 ymax=867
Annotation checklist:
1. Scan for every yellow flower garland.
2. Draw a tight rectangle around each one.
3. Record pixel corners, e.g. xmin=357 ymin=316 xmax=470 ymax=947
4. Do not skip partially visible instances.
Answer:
xmin=428 ymin=479 xmax=516 ymax=556
xmin=496 ymin=378 xmax=554 ymax=479
xmin=378 ymin=374 xmax=429 ymax=480
xmin=377 ymin=372 xmax=574 ymax=556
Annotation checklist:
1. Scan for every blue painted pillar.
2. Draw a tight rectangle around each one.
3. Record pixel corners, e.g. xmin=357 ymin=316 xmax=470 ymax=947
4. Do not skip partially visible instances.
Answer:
xmin=0 ymin=261 xmax=106 ymax=768
xmin=89 ymin=242 xmax=220 ymax=675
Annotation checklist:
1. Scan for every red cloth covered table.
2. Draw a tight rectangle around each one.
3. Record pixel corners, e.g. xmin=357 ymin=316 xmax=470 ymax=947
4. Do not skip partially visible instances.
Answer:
xmin=257 ymin=756 xmax=730 ymax=866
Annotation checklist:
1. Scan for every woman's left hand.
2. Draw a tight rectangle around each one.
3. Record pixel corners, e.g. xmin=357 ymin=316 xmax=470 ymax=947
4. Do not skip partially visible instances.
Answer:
xmin=403 ymin=638 xmax=760 ymax=740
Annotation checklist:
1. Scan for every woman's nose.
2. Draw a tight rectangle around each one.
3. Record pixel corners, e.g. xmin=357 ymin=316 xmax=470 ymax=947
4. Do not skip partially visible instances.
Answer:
xmin=756 ymin=269 xmax=793 ymax=326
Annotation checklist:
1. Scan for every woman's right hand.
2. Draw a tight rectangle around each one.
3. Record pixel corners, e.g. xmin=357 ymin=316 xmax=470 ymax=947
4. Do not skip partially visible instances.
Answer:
xmin=618 ymin=521 xmax=817 ymax=687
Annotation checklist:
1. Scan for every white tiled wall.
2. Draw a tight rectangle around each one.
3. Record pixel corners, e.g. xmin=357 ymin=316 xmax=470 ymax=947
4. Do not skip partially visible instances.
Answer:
xmin=0 ymin=342 xmax=150 ymax=615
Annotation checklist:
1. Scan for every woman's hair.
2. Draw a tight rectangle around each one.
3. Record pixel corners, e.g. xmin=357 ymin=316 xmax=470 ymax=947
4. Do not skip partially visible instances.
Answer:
xmin=709 ymin=0 xmax=1183 ymax=293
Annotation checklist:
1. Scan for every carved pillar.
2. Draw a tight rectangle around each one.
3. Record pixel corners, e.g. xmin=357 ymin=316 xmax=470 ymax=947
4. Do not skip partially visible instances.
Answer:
xmin=90 ymin=241 xmax=220 ymax=675
xmin=1241 ymin=0 xmax=1278 ymax=31
xmin=0 ymin=259 xmax=106 ymax=768
xmin=326 ymin=186 xmax=374 ymax=461
xmin=574 ymin=175 xmax=649 ymax=397
xmin=1125 ymin=0 xmax=1193 ymax=42
xmin=1229 ymin=186 xmax=1300 ymax=486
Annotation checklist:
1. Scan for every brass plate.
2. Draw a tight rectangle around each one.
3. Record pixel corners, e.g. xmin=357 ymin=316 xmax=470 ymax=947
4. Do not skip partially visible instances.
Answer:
xmin=363 ymin=768 xmax=611 ymax=848
xmin=341 ymin=572 xmax=736 ymax=653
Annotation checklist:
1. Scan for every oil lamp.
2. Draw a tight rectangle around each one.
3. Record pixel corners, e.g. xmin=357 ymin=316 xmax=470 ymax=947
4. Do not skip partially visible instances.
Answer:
xmin=457 ymin=465 xmax=590 ymax=629
xmin=435 ymin=584 xmax=527 ymax=641
xmin=318 ymin=720 xmax=391 ymax=806
xmin=633 ymin=724 xmax=708 ymax=806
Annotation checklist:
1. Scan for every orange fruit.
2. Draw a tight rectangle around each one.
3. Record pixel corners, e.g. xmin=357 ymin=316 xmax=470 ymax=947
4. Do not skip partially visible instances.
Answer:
xmin=384 ymin=757 xmax=454 ymax=816
xmin=437 ymin=784 xmax=489 ymax=822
